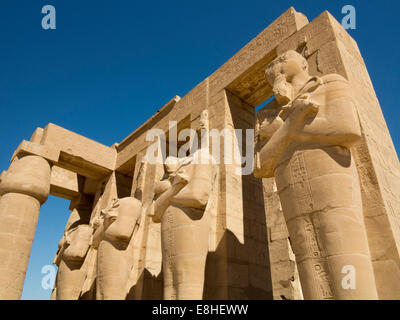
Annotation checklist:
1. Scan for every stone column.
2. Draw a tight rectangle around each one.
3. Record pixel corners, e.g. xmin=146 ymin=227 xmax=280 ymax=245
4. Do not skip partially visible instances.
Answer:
xmin=0 ymin=155 xmax=51 ymax=299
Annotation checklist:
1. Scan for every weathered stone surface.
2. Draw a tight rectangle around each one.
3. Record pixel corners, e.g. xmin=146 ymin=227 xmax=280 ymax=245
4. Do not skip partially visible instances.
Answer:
xmin=50 ymin=166 xmax=80 ymax=200
xmin=0 ymin=8 xmax=398 ymax=300
xmin=255 ymin=50 xmax=378 ymax=299
xmin=12 ymin=140 xmax=60 ymax=163
xmin=42 ymin=123 xmax=116 ymax=179
xmin=0 ymin=156 xmax=51 ymax=299
xmin=276 ymin=11 xmax=400 ymax=300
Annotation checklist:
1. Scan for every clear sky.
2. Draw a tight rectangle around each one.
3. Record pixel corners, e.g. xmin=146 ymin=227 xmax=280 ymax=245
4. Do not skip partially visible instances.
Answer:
xmin=0 ymin=0 xmax=398 ymax=299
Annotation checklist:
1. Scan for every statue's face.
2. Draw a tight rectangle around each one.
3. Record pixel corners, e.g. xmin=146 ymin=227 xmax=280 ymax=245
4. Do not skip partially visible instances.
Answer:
xmin=200 ymin=110 xmax=209 ymax=126
xmin=271 ymin=58 xmax=308 ymax=106
xmin=281 ymin=59 xmax=306 ymax=81
xmin=273 ymin=76 xmax=294 ymax=106
xmin=198 ymin=118 xmax=207 ymax=130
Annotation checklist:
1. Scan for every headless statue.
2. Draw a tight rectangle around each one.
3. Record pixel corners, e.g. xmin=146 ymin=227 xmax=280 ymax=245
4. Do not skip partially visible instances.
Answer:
xmin=53 ymin=207 xmax=92 ymax=300
xmin=254 ymin=50 xmax=378 ymax=299
xmin=149 ymin=110 xmax=215 ymax=299
xmin=93 ymin=196 xmax=142 ymax=300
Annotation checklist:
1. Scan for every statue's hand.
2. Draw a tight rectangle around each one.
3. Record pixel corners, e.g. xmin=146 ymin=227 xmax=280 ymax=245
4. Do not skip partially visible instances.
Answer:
xmin=291 ymin=96 xmax=319 ymax=119
xmin=154 ymin=179 xmax=172 ymax=195
xmin=257 ymin=117 xmax=284 ymax=143
xmin=288 ymin=97 xmax=319 ymax=123
xmin=172 ymin=172 xmax=189 ymax=186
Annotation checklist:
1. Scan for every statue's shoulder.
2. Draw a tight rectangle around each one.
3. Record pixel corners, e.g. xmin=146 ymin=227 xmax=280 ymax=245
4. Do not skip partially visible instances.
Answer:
xmin=319 ymin=74 xmax=354 ymax=103
xmin=321 ymin=73 xmax=349 ymax=85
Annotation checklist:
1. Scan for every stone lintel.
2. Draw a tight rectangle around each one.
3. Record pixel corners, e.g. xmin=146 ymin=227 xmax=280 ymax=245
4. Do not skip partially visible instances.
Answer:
xmin=12 ymin=140 xmax=60 ymax=163
xmin=68 ymin=193 xmax=94 ymax=211
xmin=12 ymin=137 xmax=114 ymax=181
xmin=50 ymin=165 xmax=81 ymax=200
xmin=41 ymin=123 xmax=116 ymax=172
xmin=14 ymin=123 xmax=118 ymax=180
xmin=115 ymin=7 xmax=309 ymax=169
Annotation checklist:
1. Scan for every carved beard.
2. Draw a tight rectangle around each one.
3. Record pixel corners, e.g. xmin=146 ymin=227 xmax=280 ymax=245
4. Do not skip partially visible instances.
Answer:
xmin=273 ymin=79 xmax=294 ymax=106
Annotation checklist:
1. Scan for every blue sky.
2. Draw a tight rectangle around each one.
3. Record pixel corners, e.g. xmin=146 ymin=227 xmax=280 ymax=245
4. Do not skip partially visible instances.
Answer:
xmin=0 ymin=1 xmax=398 ymax=299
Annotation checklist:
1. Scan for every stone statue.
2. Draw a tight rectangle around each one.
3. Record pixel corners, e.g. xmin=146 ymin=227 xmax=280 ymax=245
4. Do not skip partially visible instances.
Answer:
xmin=92 ymin=196 xmax=142 ymax=299
xmin=149 ymin=110 xmax=216 ymax=300
xmin=53 ymin=207 xmax=92 ymax=300
xmin=254 ymin=50 xmax=378 ymax=299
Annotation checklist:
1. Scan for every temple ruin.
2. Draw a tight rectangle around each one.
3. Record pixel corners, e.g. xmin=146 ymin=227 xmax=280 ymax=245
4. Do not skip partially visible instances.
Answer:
xmin=0 ymin=8 xmax=399 ymax=300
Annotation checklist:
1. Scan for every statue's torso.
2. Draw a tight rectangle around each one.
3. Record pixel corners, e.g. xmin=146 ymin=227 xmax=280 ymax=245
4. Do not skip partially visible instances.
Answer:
xmin=161 ymin=157 xmax=213 ymax=254
xmin=275 ymin=145 xmax=362 ymax=219
xmin=274 ymin=75 xmax=363 ymax=220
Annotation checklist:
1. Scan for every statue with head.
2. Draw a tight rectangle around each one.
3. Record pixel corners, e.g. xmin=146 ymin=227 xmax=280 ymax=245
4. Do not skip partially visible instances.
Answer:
xmin=254 ymin=50 xmax=378 ymax=299
xmin=265 ymin=50 xmax=310 ymax=106
xmin=91 ymin=161 xmax=145 ymax=300
xmin=149 ymin=109 xmax=216 ymax=300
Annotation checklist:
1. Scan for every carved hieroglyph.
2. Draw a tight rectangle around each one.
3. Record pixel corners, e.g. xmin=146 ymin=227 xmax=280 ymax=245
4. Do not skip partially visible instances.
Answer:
xmin=1 ymin=8 xmax=399 ymax=300
xmin=254 ymin=50 xmax=378 ymax=299
xmin=149 ymin=110 xmax=216 ymax=299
